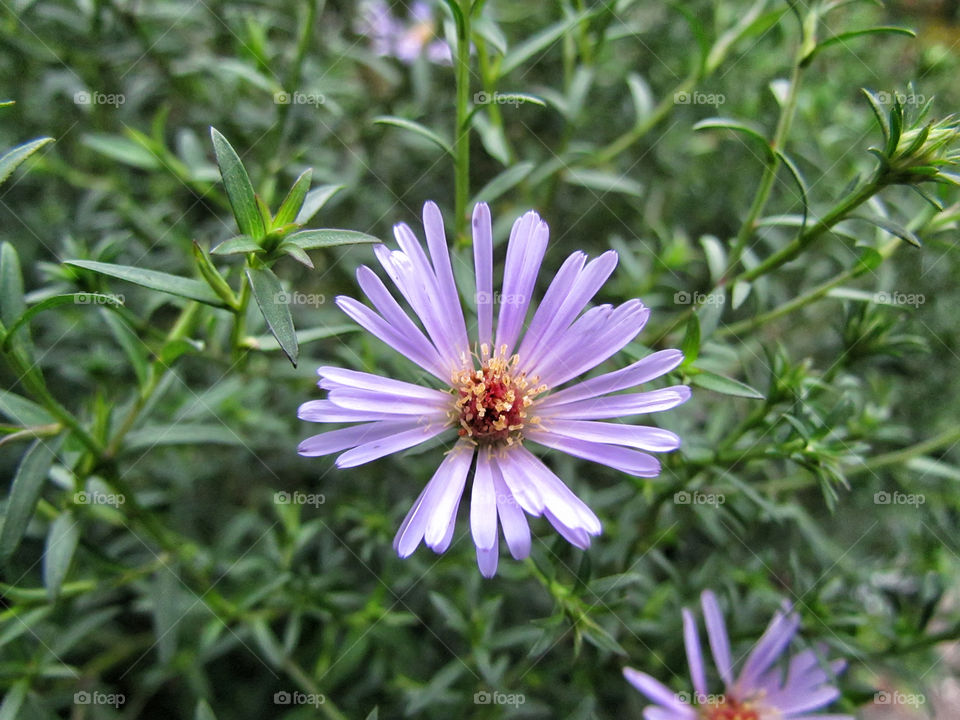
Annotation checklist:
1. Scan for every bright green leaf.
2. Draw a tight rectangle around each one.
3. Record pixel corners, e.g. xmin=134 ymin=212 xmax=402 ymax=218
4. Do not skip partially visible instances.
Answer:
xmin=65 ymin=260 xmax=228 ymax=308
xmin=210 ymin=127 xmax=267 ymax=240
xmin=246 ymin=267 xmax=298 ymax=366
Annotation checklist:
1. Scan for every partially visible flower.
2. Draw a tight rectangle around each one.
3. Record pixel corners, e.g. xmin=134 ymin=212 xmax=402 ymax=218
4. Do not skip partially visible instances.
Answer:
xmin=624 ymin=590 xmax=852 ymax=720
xmin=298 ymin=201 xmax=690 ymax=576
xmin=356 ymin=0 xmax=452 ymax=65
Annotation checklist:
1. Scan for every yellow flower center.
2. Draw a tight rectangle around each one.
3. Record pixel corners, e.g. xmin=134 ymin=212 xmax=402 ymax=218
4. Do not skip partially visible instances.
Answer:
xmin=452 ymin=344 xmax=546 ymax=447
xmin=701 ymin=699 xmax=761 ymax=720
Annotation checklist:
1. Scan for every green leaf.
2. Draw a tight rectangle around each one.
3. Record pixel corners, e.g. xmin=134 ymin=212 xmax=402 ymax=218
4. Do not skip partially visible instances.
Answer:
xmin=211 ymin=236 xmax=262 ymax=255
xmin=123 ymin=423 xmax=244 ymax=451
xmin=99 ymin=309 xmax=149 ymax=390
xmin=273 ymin=168 xmax=313 ymax=228
xmin=861 ymin=89 xmax=890 ymax=146
xmin=807 ymin=27 xmax=914 ymax=62
xmin=278 ymin=242 xmax=314 ymax=268
xmin=82 ymin=133 xmax=161 ymax=170
xmin=0 ymin=679 xmax=28 ymax=720
xmin=470 ymin=162 xmax=535 ymax=205
xmin=500 ymin=10 xmax=591 ymax=76
xmin=192 ymin=242 xmax=239 ymax=308
xmin=849 ymin=214 xmax=922 ymax=248
xmin=0 ymin=390 xmax=54 ymax=426
xmin=249 ymin=324 xmax=358 ymax=352
xmin=296 ymin=184 xmax=344 ymax=225
xmin=0 ymin=137 xmax=53 ymax=185
xmin=680 ymin=314 xmax=700 ymax=366
xmin=43 ymin=510 xmax=79 ymax=601
xmin=65 ymin=260 xmax=229 ymax=308
xmin=1 ymin=437 xmax=63 ymax=562
xmin=691 ymin=370 xmax=764 ymax=399
xmin=774 ymin=150 xmax=809 ymax=231
xmin=285 ymin=229 xmax=381 ymax=250
xmin=693 ymin=118 xmax=774 ymax=161
xmin=373 ymin=116 xmax=453 ymax=156
xmin=2 ymin=293 xmax=124 ymax=350
xmin=0 ymin=242 xmax=26 ymax=329
xmin=210 ymin=127 xmax=266 ymax=240
xmin=246 ymin=267 xmax=298 ymax=366
xmin=562 ymin=168 xmax=644 ymax=197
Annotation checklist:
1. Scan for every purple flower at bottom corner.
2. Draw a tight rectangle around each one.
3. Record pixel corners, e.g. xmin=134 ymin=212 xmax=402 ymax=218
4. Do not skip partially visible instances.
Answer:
xmin=623 ymin=590 xmax=853 ymax=720
xmin=297 ymin=201 xmax=690 ymax=577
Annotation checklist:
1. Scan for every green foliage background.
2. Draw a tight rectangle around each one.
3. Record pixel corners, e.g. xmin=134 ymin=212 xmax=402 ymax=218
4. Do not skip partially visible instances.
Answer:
xmin=1 ymin=1 xmax=959 ymax=718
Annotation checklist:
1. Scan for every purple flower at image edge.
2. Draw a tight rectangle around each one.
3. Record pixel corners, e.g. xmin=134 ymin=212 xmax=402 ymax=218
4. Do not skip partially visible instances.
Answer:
xmin=298 ymin=201 xmax=690 ymax=576
xmin=356 ymin=0 xmax=452 ymax=65
xmin=624 ymin=590 xmax=853 ymax=720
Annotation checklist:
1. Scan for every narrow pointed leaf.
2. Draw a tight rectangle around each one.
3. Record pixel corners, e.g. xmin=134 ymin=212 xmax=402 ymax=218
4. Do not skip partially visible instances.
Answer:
xmin=2 ymin=294 xmax=124 ymax=350
xmin=691 ymin=370 xmax=764 ymax=399
xmin=470 ymin=162 xmax=535 ymax=205
xmin=296 ymin=184 xmax=344 ymax=225
xmin=246 ymin=266 xmax=298 ymax=366
xmin=373 ymin=116 xmax=453 ymax=156
xmin=694 ymin=118 xmax=774 ymax=161
xmin=849 ymin=214 xmax=922 ymax=247
xmin=0 ymin=137 xmax=53 ymax=185
xmin=273 ymin=168 xmax=313 ymax=228
xmin=285 ymin=229 xmax=381 ymax=250
xmin=1 ymin=437 xmax=63 ymax=562
xmin=210 ymin=127 xmax=266 ymax=239
xmin=43 ymin=511 xmax=80 ymax=601
xmin=211 ymin=236 xmax=262 ymax=255
xmin=64 ymin=260 xmax=228 ymax=308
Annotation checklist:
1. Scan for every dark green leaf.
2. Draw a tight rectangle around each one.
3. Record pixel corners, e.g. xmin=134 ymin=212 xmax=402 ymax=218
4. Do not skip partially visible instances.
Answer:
xmin=210 ymin=127 xmax=266 ymax=240
xmin=296 ymin=184 xmax=344 ymax=225
xmin=1 ymin=437 xmax=63 ymax=562
xmin=246 ymin=267 xmax=298 ymax=366
xmin=373 ymin=116 xmax=453 ymax=156
xmin=65 ymin=260 xmax=228 ymax=308
xmin=211 ymin=236 xmax=262 ymax=255
xmin=273 ymin=168 xmax=313 ymax=228
xmin=849 ymin=214 xmax=922 ymax=248
xmin=195 ymin=700 xmax=218 ymax=720
xmin=0 ymin=242 xmax=26 ymax=328
xmin=285 ymin=229 xmax=381 ymax=250
xmin=0 ymin=390 xmax=54 ymax=426
xmin=0 ymin=679 xmax=28 ymax=720
xmin=0 ymin=137 xmax=53 ymax=185
xmin=691 ymin=370 xmax=764 ymax=399
xmin=694 ymin=118 xmax=774 ymax=161
xmin=43 ymin=510 xmax=79 ymax=601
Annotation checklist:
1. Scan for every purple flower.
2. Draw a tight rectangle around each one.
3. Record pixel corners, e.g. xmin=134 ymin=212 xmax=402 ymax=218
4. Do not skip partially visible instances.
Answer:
xmin=298 ymin=201 xmax=689 ymax=576
xmin=355 ymin=1 xmax=452 ymax=65
xmin=623 ymin=590 xmax=852 ymax=720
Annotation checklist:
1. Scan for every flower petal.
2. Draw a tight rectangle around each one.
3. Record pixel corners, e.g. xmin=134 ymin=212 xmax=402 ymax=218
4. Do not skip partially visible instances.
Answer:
xmin=470 ymin=450 xmax=498 ymax=550
xmin=623 ymin=668 xmax=694 ymax=716
xmin=423 ymin=443 xmax=474 ymax=549
xmin=538 ymin=386 xmax=691 ymax=420
xmin=538 ymin=349 xmax=685 ymax=408
xmin=526 ymin=429 xmax=662 ymax=477
xmin=509 ymin=445 xmax=601 ymax=534
xmin=536 ymin=418 xmax=682 ymax=452
xmin=682 ymin=608 xmax=708 ymax=699
xmin=514 ymin=250 xmax=587 ymax=365
xmin=472 ymin=202 xmax=494 ymax=347
xmin=318 ymin=366 xmax=450 ymax=402
xmin=491 ymin=461 xmax=531 ymax=559
xmin=476 ymin=538 xmax=499 ymax=578
xmin=737 ymin=606 xmax=802 ymax=692
xmin=335 ymin=422 xmax=452 ymax=468
xmin=495 ymin=211 xmax=549 ymax=356
xmin=701 ymin=591 xmax=734 ymax=687
xmin=298 ymin=420 xmax=415 ymax=457
xmin=298 ymin=399 xmax=410 ymax=423
xmin=422 ymin=201 xmax=469 ymax=356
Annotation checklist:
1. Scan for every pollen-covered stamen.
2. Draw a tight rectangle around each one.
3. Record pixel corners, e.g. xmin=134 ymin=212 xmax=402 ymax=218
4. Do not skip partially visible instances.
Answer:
xmin=700 ymin=698 xmax=761 ymax=720
xmin=452 ymin=344 xmax=546 ymax=446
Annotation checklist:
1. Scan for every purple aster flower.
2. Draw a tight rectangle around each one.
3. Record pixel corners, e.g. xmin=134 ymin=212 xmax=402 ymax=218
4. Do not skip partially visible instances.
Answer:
xmin=298 ymin=201 xmax=690 ymax=576
xmin=355 ymin=1 xmax=452 ymax=65
xmin=623 ymin=590 xmax=853 ymax=720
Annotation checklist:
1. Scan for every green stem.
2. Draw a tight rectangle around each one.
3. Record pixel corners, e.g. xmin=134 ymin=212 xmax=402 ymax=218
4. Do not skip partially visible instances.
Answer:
xmin=453 ymin=1 xmax=472 ymax=242
xmin=847 ymin=426 xmax=960 ymax=477
xmin=726 ymin=59 xmax=803 ymax=274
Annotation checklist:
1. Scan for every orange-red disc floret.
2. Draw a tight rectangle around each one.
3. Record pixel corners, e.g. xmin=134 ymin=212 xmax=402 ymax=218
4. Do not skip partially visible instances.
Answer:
xmin=701 ymin=699 xmax=761 ymax=720
xmin=452 ymin=344 xmax=546 ymax=447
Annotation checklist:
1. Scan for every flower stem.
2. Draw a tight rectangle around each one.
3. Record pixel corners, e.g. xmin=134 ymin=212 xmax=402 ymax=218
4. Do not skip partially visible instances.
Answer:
xmin=453 ymin=1 xmax=472 ymax=242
